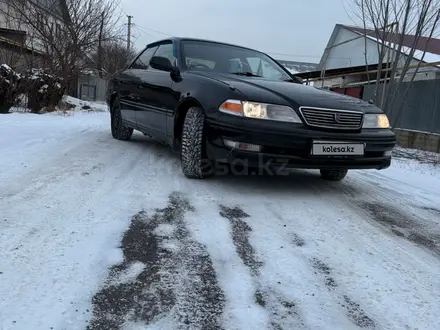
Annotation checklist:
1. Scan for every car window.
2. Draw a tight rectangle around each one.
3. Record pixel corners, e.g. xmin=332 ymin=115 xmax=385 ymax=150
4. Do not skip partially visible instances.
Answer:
xmin=246 ymin=57 xmax=284 ymax=80
xmin=131 ymin=46 xmax=158 ymax=69
xmin=228 ymin=58 xmax=252 ymax=73
xmin=182 ymin=41 xmax=297 ymax=82
xmin=152 ymin=43 xmax=177 ymax=67
xmin=186 ymin=57 xmax=216 ymax=70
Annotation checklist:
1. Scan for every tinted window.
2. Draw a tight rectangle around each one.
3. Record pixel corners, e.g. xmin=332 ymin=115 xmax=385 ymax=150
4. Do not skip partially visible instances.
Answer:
xmin=131 ymin=46 xmax=158 ymax=69
xmin=152 ymin=43 xmax=177 ymax=66
xmin=246 ymin=57 xmax=284 ymax=80
xmin=182 ymin=41 xmax=298 ymax=82
xmin=186 ymin=57 xmax=216 ymax=69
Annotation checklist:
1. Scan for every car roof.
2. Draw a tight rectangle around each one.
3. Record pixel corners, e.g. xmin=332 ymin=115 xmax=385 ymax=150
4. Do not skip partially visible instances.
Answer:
xmin=146 ymin=37 xmax=263 ymax=54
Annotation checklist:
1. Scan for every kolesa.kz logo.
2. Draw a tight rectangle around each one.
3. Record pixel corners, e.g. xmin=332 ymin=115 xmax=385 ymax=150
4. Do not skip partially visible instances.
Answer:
xmin=322 ymin=145 xmax=355 ymax=153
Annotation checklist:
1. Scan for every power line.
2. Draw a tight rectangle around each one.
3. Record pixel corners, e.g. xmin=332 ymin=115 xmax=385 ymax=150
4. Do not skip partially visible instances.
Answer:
xmin=116 ymin=1 xmax=128 ymax=16
xmin=133 ymin=23 xmax=174 ymax=37
xmin=126 ymin=20 xmax=321 ymax=59
xmin=132 ymin=25 xmax=157 ymax=40
xmin=127 ymin=22 xmax=324 ymax=60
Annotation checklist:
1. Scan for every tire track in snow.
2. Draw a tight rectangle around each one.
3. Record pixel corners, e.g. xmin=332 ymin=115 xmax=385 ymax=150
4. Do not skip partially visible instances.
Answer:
xmin=219 ymin=205 xmax=262 ymax=275
xmin=330 ymin=175 xmax=440 ymax=256
xmin=311 ymin=258 xmax=338 ymax=289
xmin=311 ymin=257 xmax=375 ymax=329
xmin=88 ymin=192 xmax=225 ymax=330
xmin=266 ymin=203 xmax=376 ymax=329
xmin=219 ymin=205 xmax=304 ymax=330
xmin=357 ymin=201 xmax=440 ymax=255
xmin=291 ymin=233 xmax=305 ymax=247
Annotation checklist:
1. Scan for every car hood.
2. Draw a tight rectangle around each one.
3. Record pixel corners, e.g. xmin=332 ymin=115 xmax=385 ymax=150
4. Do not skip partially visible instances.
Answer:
xmin=189 ymin=72 xmax=382 ymax=114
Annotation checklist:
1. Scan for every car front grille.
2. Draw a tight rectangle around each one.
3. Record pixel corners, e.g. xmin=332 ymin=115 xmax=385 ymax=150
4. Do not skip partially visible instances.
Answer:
xmin=299 ymin=107 xmax=363 ymax=130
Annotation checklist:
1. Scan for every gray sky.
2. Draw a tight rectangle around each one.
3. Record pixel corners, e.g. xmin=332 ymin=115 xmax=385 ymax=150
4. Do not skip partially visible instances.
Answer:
xmin=120 ymin=0 xmax=357 ymax=64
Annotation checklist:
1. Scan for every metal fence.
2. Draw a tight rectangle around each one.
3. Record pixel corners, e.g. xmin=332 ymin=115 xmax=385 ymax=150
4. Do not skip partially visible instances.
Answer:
xmin=362 ymin=79 xmax=440 ymax=133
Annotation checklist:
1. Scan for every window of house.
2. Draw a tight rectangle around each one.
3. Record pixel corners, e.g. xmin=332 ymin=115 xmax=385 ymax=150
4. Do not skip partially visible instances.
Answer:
xmin=130 ymin=46 xmax=158 ymax=70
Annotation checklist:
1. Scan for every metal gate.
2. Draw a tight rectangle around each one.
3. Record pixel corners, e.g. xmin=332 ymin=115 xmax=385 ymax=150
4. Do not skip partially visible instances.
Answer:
xmin=80 ymin=83 xmax=97 ymax=101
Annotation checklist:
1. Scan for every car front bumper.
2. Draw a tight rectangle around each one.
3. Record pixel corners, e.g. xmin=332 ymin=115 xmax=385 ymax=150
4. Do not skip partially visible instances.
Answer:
xmin=205 ymin=114 xmax=396 ymax=170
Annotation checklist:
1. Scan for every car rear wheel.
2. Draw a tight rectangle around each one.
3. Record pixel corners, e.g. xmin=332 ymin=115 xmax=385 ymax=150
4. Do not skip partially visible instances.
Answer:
xmin=320 ymin=169 xmax=348 ymax=181
xmin=181 ymin=106 xmax=213 ymax=179
xmin=111 ymin=98 xmax=133 ymax=140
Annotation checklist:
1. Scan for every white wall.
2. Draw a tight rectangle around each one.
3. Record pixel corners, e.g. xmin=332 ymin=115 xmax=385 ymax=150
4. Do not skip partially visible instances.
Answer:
xmin=403 ymin=70 xmax=438 ymax=82
xmin=0 ymin=2 xmax=23 ymax=31
xmin=315 ymin=77 xmax=344 ymax=88
xmin=325 ymin=28 xmax=379 ymax=69
xmin=324 ymin=27 xmax=422 ymax=71
xmin=0 ymin=1 xmax=64 ymax=56
xmin=314 ymin=74 xmax=366 ymax=88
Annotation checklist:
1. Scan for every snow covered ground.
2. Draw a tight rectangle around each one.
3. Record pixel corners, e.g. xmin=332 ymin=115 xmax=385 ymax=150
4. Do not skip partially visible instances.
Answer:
xmin=10 ymin=95 xmax=108 ymax=114
xmin=1 ymin=110 xmax=439 ymax=330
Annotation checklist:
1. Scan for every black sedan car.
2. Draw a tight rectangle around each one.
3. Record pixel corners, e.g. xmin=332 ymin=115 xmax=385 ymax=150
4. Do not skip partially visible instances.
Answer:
xmin=107 ymin=37 xmax=396 ymax=181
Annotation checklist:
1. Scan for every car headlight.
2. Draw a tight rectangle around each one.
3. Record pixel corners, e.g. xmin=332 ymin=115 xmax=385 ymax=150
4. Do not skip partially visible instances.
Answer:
xmin=219 ymin=99 xmax=302 ymax=123
xmin=362 ymin=114 xmax=390 ymax=128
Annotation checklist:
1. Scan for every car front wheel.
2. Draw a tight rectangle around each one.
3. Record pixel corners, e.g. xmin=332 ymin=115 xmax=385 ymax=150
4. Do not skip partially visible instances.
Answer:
xmin=320 ymin=169 xmax=348 ymax=181
xmin=181 ymin=106 xmax=213 ymax=179
xmin=111 ymin=98 xmax=133 ymax=140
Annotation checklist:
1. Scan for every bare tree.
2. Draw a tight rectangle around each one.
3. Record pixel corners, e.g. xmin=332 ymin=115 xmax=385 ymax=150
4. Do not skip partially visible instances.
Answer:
xmin=0 ymin=41 xmax=24 ymax=68
xmin=90 ymin=40 xmax=137 ymax=77
xmin=0 ymin=0 xmax=125 ymax=93
xmin=350 ymin=0 xmax=440 ymax=126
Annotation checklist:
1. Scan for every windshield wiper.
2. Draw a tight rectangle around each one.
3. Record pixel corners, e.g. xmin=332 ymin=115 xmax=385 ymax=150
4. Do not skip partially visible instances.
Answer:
xmin=230 ymin=72 xmax=262 ymax=77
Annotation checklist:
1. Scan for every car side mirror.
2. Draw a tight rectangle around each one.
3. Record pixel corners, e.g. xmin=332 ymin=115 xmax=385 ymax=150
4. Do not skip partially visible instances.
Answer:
xmin=150 ymin=56 xmax=174 ymax=72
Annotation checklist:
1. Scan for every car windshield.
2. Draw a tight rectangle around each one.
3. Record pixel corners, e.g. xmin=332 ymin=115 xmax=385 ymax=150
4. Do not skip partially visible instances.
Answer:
xmin=182 ymin=40 xmax=297 ymax=82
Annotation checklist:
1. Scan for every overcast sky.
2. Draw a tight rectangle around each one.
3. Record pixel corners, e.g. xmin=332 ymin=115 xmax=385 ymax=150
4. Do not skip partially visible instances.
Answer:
xmin=120 ymin=0 xmax=358 ymax=63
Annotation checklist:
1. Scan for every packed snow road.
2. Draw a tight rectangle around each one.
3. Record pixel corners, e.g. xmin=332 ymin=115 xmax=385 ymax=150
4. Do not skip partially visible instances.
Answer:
xmin=1 ymin=112 xmax=440 ymax=330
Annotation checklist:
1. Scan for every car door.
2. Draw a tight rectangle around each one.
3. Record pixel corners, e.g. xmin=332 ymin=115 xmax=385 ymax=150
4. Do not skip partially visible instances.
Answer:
xmin=119 ymin=45 xmax=159 ymax=128
xmin=115 ymin=68 xmax=141 ymax=125
xmin=136 ymin=42 xmax=179 ymax=139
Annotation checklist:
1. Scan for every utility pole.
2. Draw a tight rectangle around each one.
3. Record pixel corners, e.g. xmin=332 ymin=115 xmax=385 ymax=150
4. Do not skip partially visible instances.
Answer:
xmin=127 ymin=15 xmax=133 ymax=51
xmin=98 ymin=11 xmax=105 ymax=78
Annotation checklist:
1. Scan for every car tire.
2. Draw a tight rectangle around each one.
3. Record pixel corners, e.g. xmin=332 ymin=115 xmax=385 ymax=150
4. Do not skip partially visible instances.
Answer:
xmin=181 ymin=106 xmax=213 ymax=179
xmin=320 ymin=169 xmax=348 ymax=181
xmin=111 ymin=98 xmax=133 ymax=140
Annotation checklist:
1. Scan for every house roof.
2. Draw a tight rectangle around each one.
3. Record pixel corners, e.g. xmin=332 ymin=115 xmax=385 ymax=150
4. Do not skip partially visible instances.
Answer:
xmin=342 ymin=25 xmax=440 ymax=56
xmin=343 ymin=25 xmax=440 ymax=65
xmin=0 ymin=28 xmax=26 ymax=36
xmin=0 ymin=35 xmax=46 ymax=56
xmin=319 ymin=24 xmax=440 ymax=71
